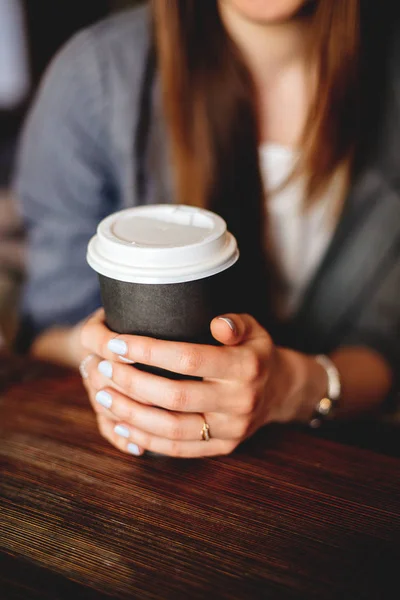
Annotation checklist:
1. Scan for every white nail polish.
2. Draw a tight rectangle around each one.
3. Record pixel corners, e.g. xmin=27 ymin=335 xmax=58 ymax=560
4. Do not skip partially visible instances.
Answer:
xmin=108 ymin=339 xmax=128 ymax=356
xmin=98 ymin=360 xmax=113 ymax=378
xmin=96 ymin=390 xmax=113 ymax=409
xmin=79 ymin=354 xmax=95 ymax=379
xmin=127 ymin=443 xmax=141 ymax=456
xmin=114 ymin=424 xmax=130 ymax=439
xmin=119 ymin=356 xmax=135 ymax=364
xmin=218 ymin=317 xmax=237 ymax=333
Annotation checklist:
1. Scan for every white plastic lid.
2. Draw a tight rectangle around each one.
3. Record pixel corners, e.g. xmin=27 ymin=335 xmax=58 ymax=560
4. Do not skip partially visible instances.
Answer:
xmin=87 ymin=205 xmax=239 ymax=284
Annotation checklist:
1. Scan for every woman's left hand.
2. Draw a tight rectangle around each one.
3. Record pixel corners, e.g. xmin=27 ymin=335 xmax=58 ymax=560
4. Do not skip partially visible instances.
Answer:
xmin=80 ymin=310 xmax=323 ymax=458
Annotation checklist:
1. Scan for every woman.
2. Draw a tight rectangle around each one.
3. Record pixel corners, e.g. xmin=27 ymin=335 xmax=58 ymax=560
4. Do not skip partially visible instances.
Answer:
xmin=15 ymin=1 xmax=400 ymax=457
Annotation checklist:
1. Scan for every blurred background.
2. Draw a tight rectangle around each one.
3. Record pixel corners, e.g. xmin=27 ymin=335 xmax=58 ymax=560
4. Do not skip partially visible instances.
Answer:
xmin=0 ymin=0 xmax=139 ymax=347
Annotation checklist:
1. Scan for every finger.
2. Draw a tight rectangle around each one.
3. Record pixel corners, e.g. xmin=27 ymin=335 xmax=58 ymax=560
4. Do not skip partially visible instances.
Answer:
xmin=79 ymin=352 xmax=99 ymax=381
xmin=92 ymin=360 xmax=228 ymax=413
xmin=97 ymin=414 xmax=144 ymax=457
xmin=111 ymin=421 xmax=238 ymax=458
xmin=80 ymin=309 xmax=116 ymax=357
xmin=92 ymin=386 xmax=248 ymax=441
xmin=83 ymin=316 xmax=237 ymax=378
xmin=82 ymin=356 xmax=120 ymax=422
xmin=82 ymin=350 xmax=150 ymax=400
xmin=81 ymin=354 xmax=137 ymax=418
xmin=86 ymin=382 xmax=119 ymax=423
xmin=97 ymin=387 xmax=206 ymax=440
xmin=211 ymin=313 xmax=271 ymax=346
xmin=83 ymin=307 xmax=105 ymax=326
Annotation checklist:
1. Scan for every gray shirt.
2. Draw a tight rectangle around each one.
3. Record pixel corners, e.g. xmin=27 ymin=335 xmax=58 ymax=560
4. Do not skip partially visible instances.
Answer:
xmin=15 ymin=6 xmax=160 ymax=334
xmin=13 ymin=5 xmax=400 ymax=393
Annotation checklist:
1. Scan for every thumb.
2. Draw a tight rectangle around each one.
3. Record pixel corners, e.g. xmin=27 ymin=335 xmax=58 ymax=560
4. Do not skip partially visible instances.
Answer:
xmin=210 ymin=313 xmax=264 ymax=346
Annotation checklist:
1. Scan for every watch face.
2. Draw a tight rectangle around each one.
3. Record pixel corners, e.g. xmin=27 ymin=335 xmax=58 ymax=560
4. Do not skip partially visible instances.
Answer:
xmin=318 ymin=397 xmax=333 ymax=416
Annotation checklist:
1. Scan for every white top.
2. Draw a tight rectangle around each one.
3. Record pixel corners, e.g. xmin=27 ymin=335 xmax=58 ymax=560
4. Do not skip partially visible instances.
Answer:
xmin=260 ymin=143 xmax=339 ymax=317
xmin=87 ymin=204 xmax=239 ymax=284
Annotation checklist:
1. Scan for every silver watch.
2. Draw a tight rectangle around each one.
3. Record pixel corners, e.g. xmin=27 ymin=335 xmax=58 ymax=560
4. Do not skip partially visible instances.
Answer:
xmin=309 ymin=354 xmax=341 ymax=429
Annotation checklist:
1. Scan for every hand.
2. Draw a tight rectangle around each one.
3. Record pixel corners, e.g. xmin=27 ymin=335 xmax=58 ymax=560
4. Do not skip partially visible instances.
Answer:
xmin=79 ymin=310 xmax=325 ymax=458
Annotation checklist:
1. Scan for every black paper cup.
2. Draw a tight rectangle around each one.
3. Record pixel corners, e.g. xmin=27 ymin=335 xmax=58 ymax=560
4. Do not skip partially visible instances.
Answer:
xmin=87 ymin=205 xmax=240 ymax=379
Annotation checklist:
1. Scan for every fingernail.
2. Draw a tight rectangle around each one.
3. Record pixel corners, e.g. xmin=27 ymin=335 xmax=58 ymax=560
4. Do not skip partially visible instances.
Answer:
xmin=108 ymin=339 xmax=128 ymax=356
xmin=119 ymin=356 xmax=135 ymax=364
xmin=218 ymin=317 xmax=237 ymax=334
xmin=127 ymin=443 xmax=142 ymax=456
xmin=95 ymin=390 xmax=112 ymax=409
xmin=114 ymin=424 xmax=130 ymax=439
xmin=98 ymin=360 xmax=113 ymax=378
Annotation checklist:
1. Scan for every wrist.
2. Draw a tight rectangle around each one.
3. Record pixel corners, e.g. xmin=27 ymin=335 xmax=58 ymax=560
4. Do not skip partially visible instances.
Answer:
xmin=67 ymin=322 xmax=86 ymax=367
xmin=31 ymin=324 xmax=83 ymax=368
xmin=279 ymin=348 xmax=328 ymax=423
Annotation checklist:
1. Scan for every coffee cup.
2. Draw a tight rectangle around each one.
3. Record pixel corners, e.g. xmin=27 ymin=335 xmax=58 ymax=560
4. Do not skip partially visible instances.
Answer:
xmin=87 ymin=204 xmax=240 ymax=378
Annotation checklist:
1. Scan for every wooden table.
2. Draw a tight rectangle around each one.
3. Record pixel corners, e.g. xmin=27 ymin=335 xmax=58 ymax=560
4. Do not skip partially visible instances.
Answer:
xmin=1 ymin=353 xmax=399 ymax=600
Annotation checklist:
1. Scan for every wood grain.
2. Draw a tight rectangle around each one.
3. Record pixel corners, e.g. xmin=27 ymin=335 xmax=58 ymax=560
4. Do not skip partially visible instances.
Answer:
xmin=0 ymin=354 xmax=399 ymax=599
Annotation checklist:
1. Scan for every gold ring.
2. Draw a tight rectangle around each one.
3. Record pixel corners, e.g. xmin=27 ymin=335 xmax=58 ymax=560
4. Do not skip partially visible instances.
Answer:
xmin=201 ymin=419 xmax=211 ymax=442
xmin=79 ymin=354 xmax=95 ymax=379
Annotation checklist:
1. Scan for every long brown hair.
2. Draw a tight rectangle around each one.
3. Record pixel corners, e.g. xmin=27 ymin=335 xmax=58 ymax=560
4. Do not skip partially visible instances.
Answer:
xmin=152 ymin=0 xmax=360 ymax=321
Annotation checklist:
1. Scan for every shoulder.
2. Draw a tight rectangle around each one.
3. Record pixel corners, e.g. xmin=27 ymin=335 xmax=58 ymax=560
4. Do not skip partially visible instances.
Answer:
xmin=14 ymin=5 xmax=152 ymax=210
xmin=83 ymin=4 xmax=151 ymax=69
xmin=90 ymin=3 xmax=151 ymax=45
xmin=18 ymin=4 xmax=152 ymax=161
